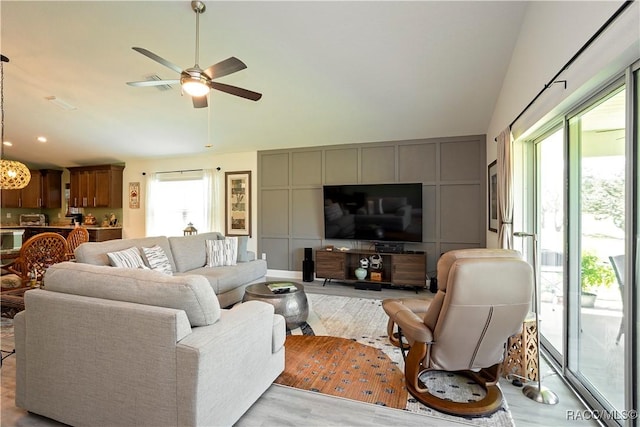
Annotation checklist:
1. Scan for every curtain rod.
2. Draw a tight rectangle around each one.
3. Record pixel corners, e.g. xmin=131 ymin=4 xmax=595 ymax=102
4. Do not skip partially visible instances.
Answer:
xmin=494 ymin=0 xmax=634 ymax=142
xmin=155 ymin=169 xmax=203 ymax=174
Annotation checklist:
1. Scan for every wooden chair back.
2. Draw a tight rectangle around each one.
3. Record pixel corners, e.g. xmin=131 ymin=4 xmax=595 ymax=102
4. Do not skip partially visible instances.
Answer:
xmin=66 ymin=227 xmax=90 ymax=260
xmin=9 ymin=232 xmax=68 ymax=286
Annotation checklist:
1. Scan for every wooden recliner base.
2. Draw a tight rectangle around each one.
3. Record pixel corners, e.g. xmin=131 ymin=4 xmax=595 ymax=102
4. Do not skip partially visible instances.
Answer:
xmin=406 ymin=370 xmax=504 ymax=417
xmin=402 ymin=339 xmax=504 ymax=417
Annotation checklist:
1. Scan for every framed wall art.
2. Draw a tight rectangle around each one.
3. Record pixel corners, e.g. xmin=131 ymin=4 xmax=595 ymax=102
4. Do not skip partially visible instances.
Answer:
xmin=225 ymin=171 xmax=251 ymax=236
xmin=129 ymin=182 xmax=140 ymax=209
xmin=488 ymin=160 xmax=498 ymax=232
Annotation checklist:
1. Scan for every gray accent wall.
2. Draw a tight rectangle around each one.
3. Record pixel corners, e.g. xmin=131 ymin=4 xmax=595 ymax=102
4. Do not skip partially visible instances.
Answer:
xmin=258 ymin=135 xmax=486 ymax=275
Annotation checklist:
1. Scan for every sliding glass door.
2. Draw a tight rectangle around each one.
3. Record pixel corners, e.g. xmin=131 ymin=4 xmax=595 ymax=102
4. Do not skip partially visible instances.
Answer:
xmin=567 ymin=87 xmax=626 ymax=413
xmin=536 ymin=128 xmax=565 ymax=360
xmin=533 ymin=80 xmax=634 ymax=422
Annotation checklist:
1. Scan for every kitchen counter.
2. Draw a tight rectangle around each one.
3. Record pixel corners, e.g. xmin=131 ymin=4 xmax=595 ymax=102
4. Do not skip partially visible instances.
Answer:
xmin=1 ymin=225 xmax=122 ymax=230
xmin=0 ymin=225 xmax=122 ymax=242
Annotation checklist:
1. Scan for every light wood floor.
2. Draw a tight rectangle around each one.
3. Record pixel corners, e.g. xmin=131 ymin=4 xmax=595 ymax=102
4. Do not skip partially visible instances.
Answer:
xmin=1 ymin=279 xmax=597 ymax=426
xmin=261 ymin=278 xmax=598 ymax=427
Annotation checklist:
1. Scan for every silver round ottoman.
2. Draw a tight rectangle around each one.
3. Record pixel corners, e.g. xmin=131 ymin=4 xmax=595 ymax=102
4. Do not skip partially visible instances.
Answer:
xmin=242 ymin=281 xmax=309 ymax=329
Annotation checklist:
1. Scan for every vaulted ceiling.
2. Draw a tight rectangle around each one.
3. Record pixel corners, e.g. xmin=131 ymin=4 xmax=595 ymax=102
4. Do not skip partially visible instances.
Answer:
xmin=1 ymin=1 xmax=527 ymax=169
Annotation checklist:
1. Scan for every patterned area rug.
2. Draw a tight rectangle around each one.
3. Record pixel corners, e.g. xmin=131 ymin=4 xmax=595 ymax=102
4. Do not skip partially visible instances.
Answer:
xmin=275 ymin=335 xmax=408 ymax=408
xmin=285 ymin=293 xmax=515 ymax=427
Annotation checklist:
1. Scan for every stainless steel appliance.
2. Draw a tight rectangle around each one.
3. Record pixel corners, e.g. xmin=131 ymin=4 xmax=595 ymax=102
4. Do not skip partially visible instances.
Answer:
xmin=19 ymin=214 xmax=47 ymax=226
xmin=1 ymin=230 xmax=23 ymax=251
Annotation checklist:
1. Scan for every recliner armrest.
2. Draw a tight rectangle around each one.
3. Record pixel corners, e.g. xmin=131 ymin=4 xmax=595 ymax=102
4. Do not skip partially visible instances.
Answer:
xmin=383 ymin=299 xmax=433 ymax=343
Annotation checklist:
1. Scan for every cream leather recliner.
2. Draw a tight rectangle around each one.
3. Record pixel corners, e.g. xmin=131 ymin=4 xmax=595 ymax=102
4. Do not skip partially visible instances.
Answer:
xmin=383 ymin=249 xmax=533 ymax=417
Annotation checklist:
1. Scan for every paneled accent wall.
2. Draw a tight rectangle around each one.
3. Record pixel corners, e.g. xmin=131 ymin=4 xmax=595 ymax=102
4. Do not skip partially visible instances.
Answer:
xmin=258 ymin=135 xmax=486 ymax=276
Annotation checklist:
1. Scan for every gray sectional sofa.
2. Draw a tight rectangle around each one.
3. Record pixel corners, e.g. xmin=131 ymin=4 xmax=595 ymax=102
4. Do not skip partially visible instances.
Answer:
xmin=74 ymin=232 xmax=267 ymax=307
xmin=15 ymin=261 xmax=285 ymax=426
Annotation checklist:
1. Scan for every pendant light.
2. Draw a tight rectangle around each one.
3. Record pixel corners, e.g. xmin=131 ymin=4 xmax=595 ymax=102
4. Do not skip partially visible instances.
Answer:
xmin=0 ymin=54 xmax=31 ymax=190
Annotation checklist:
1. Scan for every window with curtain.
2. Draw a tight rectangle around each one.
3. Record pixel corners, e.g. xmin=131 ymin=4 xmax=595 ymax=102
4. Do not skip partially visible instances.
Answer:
xmin=145 ymin=169 xmax=216 ymax=237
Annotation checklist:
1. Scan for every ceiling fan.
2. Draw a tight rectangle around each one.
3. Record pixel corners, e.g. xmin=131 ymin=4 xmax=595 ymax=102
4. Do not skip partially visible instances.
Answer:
xmin=127 ymin=1 xmax=262 ymax=108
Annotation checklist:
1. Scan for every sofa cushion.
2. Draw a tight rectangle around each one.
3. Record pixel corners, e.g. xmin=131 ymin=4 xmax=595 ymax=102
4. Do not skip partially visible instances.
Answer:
xmin=44 ymin=262 xmax=221 ymax=327
xmin=168 ymin=232 xmax=224 ymax=273
xmin=107 ymin=247 xmax=147 ymax=269
xmin=184 ymin=259 xmax=268 ymax=295
xmin=141 ymin=245 xmax=173 ymax=275
xmin=75 ymin=236 xmax=176 ymax=272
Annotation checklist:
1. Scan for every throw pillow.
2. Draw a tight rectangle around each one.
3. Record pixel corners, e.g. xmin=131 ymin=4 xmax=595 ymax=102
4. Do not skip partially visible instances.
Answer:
xmin=236 ymin=236 xmax=249 ymax=262
xmin=224 ymin=236 xmax=238 ymax=265
xmin=205 ymin=239 xmax=224 ymax=267
xmin=107 ymin=247 xmax=146 ymax=269
xmin=205 ymin=237 xmax=238 ymax=267
xmin=142 ymin=245 xmax=173 ymax=275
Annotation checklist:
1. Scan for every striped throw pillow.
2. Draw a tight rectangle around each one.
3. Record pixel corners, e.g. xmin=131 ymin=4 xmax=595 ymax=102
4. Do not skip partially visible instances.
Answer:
xmin=107 ymin=247 xmax=146 ymax=269
xmin=205 ymin=237 xmax=238 ymax=267
xmin=142 ymin=245 xmax=173 ymax=275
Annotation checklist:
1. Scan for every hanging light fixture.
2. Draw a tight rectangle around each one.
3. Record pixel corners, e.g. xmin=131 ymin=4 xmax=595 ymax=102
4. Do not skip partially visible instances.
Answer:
xmin=0 ymin=54 xmax=31 ymax=190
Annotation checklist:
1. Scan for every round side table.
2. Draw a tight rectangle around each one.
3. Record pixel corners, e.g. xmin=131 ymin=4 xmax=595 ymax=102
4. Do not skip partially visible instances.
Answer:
xmin=242 ymin=281 xmax=309 ymax=329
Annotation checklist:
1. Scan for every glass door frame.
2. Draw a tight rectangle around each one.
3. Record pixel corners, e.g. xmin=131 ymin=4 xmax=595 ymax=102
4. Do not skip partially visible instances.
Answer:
xmin=524 ymin=63 xmax=638 ymax=425
xmin=563 ymin=72 xmax=638 ymax=425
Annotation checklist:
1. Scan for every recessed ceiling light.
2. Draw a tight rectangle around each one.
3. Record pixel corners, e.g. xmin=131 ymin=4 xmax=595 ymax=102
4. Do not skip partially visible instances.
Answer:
xmin=37 ymin=136 xmax=47 ymax=143
xmin=3 ymin=141 xmax=13 ymax=147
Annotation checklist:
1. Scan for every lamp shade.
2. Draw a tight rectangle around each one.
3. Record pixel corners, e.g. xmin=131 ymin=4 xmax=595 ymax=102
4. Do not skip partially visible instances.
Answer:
xmin=0 ymin=159 xmax=31 ymax=190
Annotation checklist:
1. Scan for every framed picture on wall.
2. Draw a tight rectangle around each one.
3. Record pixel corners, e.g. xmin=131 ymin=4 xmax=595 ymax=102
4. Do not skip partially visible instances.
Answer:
xmin=488 ymin=160 xmax=498 ymax=232
xmin=225 ymin=171 xmax=251 ymax=237
xmin=129 ymin=182 xmax=140 ymax=209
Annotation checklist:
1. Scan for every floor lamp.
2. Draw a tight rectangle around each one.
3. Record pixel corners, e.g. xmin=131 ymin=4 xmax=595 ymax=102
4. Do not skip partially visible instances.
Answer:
xmin=514 ymin=231 xmax=559 ymax=405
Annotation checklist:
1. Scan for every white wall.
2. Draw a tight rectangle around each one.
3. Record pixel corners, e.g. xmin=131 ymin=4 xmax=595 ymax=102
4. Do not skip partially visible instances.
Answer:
xmin=485 ymin=1 xmax=636 ymax=248
xmin=120 ymin=151 xmax=258 ymax=253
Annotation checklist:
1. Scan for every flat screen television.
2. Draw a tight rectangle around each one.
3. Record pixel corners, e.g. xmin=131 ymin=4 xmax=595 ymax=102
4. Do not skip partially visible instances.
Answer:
xmin=323 ymin=183 xmax=423 ymax=242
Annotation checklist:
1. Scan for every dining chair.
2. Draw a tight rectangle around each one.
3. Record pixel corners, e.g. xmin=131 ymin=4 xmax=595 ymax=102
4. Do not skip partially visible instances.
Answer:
xmin=66 ymin=227 xmax=90 ymax=260
xmin=6 ymin=232 xmax=69 ymax=286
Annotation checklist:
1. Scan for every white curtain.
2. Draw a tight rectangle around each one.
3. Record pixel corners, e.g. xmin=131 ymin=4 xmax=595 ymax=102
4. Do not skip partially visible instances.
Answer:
xmin=203 ymin=169 xmax=222 ymax=232
xmin=145 ymin=173 xmax=160 ymax=237
xmin=497 ymin=128 xmax=514 ymax=249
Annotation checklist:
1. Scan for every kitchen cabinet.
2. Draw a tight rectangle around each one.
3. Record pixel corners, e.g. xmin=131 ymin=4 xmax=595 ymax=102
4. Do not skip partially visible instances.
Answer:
xmin=68 ymin=164 xmax=124 ymax=208
xmin=0 ymin=169 xmax=62 ymax=209
xmin=19 ymin=170 xmax=42 ymax=208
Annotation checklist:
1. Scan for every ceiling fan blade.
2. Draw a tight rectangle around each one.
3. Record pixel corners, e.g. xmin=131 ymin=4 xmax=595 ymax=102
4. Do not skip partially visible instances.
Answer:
xmin=192 ymin=95 xmax=208 ymax=109
xmin=210 ymin=82 xmax=262 ymax=101
xmin=203 ymin=57 xmax=247 ymax=79
xmin=127 ymin=79 xmax=180 ymax=87
xmin=132 ymin=47 xmax=183 ymax=74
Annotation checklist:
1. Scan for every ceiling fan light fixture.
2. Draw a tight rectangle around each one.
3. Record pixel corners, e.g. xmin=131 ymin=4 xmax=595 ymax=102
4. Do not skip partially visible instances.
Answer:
xmin=128 ymin=1 xmax=262 ymax=106
xmin=181 ymin=70 xmax=210 ymax=97
xmin=182 ymin=79 xmax=210 ymax=97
